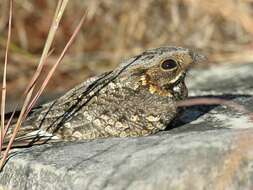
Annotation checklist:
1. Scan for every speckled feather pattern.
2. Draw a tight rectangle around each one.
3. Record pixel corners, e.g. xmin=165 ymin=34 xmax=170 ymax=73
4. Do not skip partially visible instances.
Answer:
xmin=4 ymin=46 xmax=202 ymax=147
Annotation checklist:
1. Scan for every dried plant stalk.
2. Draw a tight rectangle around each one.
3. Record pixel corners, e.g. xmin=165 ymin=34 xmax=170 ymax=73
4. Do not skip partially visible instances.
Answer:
xmin=26 ymin=12 xmax=87 ymax=116
xmin=0 ymin=0 xmax=12 ymax=157
xmin=0 ymin=0 xmax=69 ymax=170
xmin=177 ymin=97 xmax=253 ymax=121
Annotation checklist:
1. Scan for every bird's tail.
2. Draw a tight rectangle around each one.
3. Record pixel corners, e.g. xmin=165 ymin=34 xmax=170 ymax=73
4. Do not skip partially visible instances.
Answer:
xmin=1 ymin=112 xmax=60 ymax=150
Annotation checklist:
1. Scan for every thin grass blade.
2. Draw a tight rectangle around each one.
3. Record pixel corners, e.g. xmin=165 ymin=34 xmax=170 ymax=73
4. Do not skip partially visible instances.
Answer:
xmin=0 ymin=0 xmax=69 ymax=170
xmin=177 ymin=98 xmax=253 ymax=121
xmin=26 ymin=12 xmax=87 ymax=115
xmin=24 ymin=0 xmax=68 ymax=96
xmin=0 ymin=0 xmax=13 ymax=154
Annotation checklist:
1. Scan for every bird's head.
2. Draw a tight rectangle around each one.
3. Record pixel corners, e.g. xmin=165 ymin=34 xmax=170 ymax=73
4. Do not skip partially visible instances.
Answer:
xmin=118 ymin=46 xmax=206 ymax=100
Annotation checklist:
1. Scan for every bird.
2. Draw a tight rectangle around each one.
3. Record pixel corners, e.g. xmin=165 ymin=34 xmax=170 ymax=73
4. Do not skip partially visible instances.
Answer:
xmin=3 ymin=46 xmax=205 ymax=147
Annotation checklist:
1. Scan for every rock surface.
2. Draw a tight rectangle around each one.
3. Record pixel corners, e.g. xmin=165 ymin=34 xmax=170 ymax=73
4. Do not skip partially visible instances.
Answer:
xmin=1 ymin=63 xmax=253 ymax=190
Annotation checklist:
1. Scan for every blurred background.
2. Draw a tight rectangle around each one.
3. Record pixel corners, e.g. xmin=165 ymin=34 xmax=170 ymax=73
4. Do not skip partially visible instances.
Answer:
xmin=0 ymin=0 xmax=253 ymax=112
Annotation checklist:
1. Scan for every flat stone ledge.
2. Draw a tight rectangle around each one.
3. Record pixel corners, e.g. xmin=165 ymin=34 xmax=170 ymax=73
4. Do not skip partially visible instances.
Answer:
xmin=1 ymin=128 xmax=253 ymax=190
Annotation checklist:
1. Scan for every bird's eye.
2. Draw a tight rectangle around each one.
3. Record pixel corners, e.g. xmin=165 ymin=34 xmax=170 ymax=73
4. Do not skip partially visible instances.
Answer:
xmin=160 ymin=59 xmax=178 ymax=70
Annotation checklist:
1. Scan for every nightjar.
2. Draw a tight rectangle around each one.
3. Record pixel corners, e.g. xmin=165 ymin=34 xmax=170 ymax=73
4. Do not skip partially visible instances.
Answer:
xmin=4 ymin=46 xmax=205 ymax=147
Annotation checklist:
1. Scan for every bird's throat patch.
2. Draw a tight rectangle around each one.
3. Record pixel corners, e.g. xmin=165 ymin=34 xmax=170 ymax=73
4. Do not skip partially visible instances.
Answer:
xmin=140 ymin=74 xmax=173 ymax=97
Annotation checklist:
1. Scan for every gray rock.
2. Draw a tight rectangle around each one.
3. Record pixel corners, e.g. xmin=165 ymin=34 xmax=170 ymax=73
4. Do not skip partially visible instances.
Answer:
xmin=188 ymin=63 xmax=253 ymax=96
xmin=1 ymin=63 xmax=253 ymax=190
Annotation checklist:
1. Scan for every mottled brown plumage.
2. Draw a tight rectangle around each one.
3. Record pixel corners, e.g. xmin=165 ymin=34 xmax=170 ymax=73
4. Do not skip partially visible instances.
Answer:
xmin=4 ymin=46 xmax=205 ymax=147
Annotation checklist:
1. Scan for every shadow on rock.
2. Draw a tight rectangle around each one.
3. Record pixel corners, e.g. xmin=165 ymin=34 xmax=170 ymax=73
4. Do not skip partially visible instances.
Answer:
xmin=167 ymin=94 xmax=252 ymax=131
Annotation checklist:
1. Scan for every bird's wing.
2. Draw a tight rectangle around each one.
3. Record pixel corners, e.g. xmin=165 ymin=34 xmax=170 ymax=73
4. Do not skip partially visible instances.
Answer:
xmin=2 ymin=56 xmax=142 ymax=149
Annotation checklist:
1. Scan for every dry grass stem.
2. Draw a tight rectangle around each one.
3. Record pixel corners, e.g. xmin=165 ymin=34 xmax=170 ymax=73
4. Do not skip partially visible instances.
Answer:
xmin=177 ymin=97 xmax=253 ymax=122
xmin=3 ymin=104 xmax=17 ymax=138
xmin=24 ymin=0 xmax=69 ymax=95
xmin=26 ymin=12 xmax=87 ymax=116
xmin=0 ymin=0 xmax=12 ymax=157
xmin=0 ymin=0 xmax=69 ymax=170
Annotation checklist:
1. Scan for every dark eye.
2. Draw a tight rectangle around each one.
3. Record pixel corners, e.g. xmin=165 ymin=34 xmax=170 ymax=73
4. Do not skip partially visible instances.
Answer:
xmin=160 ymin=59 xmax=178 ymax=70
